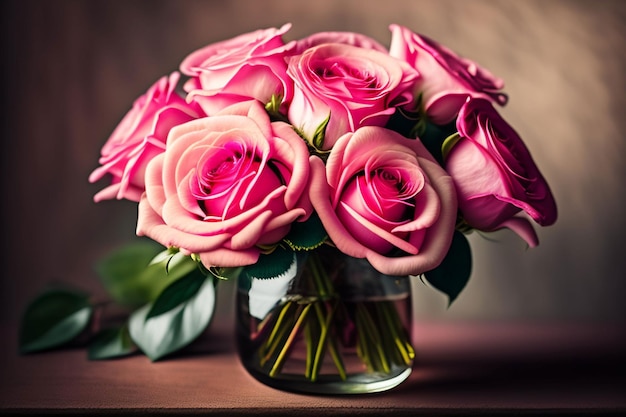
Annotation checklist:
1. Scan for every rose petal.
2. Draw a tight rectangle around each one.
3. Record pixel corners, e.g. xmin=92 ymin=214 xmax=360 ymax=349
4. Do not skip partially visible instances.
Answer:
xmin=365 ymin=165 xmax=457 ymax=276
xmin=308 ymin=156 xmax=368 ymax=258
xmin=339 ymin=202 xmax=419 ymax=255
xmin=498 ymin=216 xmax=539 ymax=248
xmin=199 ymin=247 xmax=260 ymax=268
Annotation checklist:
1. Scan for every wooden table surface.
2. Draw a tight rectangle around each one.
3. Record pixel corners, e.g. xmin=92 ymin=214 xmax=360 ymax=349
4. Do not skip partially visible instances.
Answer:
xmin=1 ymin=316 xmax=625 ymax=416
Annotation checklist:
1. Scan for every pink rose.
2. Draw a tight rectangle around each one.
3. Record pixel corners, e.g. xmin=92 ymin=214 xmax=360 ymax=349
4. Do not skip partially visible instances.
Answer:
xmin=309 ymin=126 xmax=457 ymax=276
xmin=287 ymin=43 xmax=419 ymax=150
xmin=89 ymin=72 xmax=203 ymax=202
xmin=445 ymin=98 xmax=557 ymax=247
xmin=136 ymin=101 xmax=311 ymax=268
xmin=389 ymin=24 xmax=508 ymax=124
xmin=180 ymin=24 xmax=294 ymax=116
xmin=291 ymin=31 xmax=387 ymax=55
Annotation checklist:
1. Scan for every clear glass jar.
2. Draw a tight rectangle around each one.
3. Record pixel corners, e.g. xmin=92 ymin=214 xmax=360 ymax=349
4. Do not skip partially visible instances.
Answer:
xmin=236 ymin=245 xmax=414 ymax=394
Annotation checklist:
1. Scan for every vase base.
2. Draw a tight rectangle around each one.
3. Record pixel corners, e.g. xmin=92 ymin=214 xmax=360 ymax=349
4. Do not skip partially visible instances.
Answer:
xmin=241 ymin=364 xmax=412 ymax=395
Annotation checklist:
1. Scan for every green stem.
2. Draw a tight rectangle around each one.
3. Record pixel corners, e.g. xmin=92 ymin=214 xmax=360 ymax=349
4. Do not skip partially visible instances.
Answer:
xmin=387 ymin=301 xmax=415 ymax=360
xmin=355 ymin=307 xmax=373 ymax=372
xmin=377 ymin=301 xmax=414 ymax=366
xmin=269 ymin=303 xmax=313 ymax=377
xmin=263 ymin=301 xmax=293 ymax=353
xmin=304 ymin=317 xmax=315 ymax=379
xmin=310 ymin=301 xmax=345 ymax=381
xmin=260 ymin=310 xmax=293 ymax=366
xmin=357 ymin=303 xmax=390 ymax=374
xmin=326 ymin=331 xmax=347 ymax=380
xmin=309 ymin=254 xmax=347 ymax=380
xmin=309 ymin=252 xmax=330 ymax=297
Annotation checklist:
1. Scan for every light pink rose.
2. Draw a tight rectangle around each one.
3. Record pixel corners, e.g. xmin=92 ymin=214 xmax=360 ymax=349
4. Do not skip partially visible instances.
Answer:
xmin=287 ymin=43 xmax=419 ymax=150
xmin=89 ymin=72 xmax=203 ymax=202
xmin=291 ymin=31 xmax=387 ymax=55
xmin=180 ymin=24 xmax=294 ymax=116
xmin=136 ymin=101 xmax=311 ymax=268
xmin=309 ymin=126 xmax=457 ymax=276
xmin=445 ymin=98 xmax=557 ymax=247
xmin=389 ymin=24 xmax=508 ymax=124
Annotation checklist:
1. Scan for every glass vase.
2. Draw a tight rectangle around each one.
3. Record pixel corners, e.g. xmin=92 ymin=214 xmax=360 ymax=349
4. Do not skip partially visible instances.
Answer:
xmin=236 ymin=245 xmax=414 ymax=394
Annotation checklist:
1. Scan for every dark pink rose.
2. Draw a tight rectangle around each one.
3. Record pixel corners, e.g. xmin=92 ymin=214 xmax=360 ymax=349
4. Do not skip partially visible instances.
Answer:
xmin=309 ymin=126 xmax=457 ymax=276
xmin=445 ymin=98 xmax=557 ymax=247
xmin=89 ymin=72 xmax=203 ymax=202
xmin=136 ymin=101 xmax=311 ymax=268
xmin=389 ymin=24 xmax=508 ymax=124
xmin=291 ymin=31 xmax=387 ymax=55
xmin=287 ymin=43 xmax=418 ymax=150
xmin=180 ymin=24 xmax=294 ymax=116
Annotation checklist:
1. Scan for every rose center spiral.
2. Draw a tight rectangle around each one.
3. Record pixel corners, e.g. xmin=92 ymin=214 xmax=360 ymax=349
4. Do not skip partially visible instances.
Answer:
xmin=191 ymin=143 xmax=283 ymax=221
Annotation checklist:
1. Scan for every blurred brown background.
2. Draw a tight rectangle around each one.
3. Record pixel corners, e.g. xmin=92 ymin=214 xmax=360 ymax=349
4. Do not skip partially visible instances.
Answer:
xmin=1 ymin=0 xmax=625 ymax=325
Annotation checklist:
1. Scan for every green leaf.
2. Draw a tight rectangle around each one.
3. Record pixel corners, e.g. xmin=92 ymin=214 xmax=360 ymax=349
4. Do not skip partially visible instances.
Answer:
xmin=148 ymin=246 xmax=179 ymax=267
xmin=128 ymin=275 xmax=216 ymax=361
xmin=145 ymin=269 xmax=206 ymax=320
xmin=422 ymin=231 xmax=472 ymax=306
xmin=264 ymin=94 xmax=289 ymax=123
xmin=242 ymin=246 xmax=294 ymax=280
xmin=441 ymin=132 xmax=462 ymax=161
xmin=264 ymin=94 xmax=282 ymax=114
xmin=95 ymin=241 xmax=196 ymax=307
xmin=283 ymin=213 xmax=327 ymax=251
xmin=312 ymin=113 xmax=331 ymax=150
xmin=88 ymin=325 xmax=137 ymax=360
xmin=20 ymin=288 xmax=93 ymax=353
xmin=159 ymin=250 xmax=197 ymax=276
xmin=207 ymin=266 xmax=242 ymax=281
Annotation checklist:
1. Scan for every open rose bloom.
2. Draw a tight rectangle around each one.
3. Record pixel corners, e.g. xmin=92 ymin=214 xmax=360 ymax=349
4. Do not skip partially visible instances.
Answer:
xmin=91 ymin=23 xmax=556 ymax=285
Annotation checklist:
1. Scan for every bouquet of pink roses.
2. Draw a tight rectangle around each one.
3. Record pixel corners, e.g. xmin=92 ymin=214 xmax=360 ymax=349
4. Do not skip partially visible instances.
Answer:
xmin=20 ymin=24 xmax=556 ymax=391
